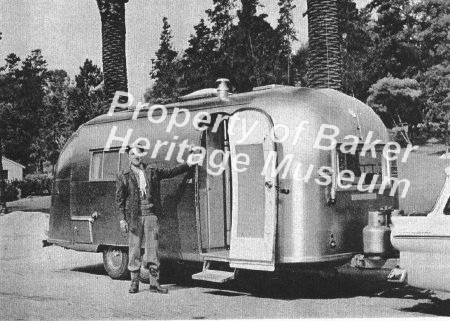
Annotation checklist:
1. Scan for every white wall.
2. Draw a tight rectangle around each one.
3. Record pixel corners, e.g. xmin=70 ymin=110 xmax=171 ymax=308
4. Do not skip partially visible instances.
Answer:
xmin=2 ymin=158 xmax=24 ymax=181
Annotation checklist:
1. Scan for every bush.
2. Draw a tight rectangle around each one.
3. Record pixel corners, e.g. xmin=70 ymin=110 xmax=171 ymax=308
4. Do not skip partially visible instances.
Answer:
xmin=18 ymin=174 xmax=52 ymax=198
xmin=2 ymin=182 xmax=19 ymax=202
xmin=389 ymin=124 xmax=437 ymax=146
xmin=389 ymin=127 xmax=410 ymax=147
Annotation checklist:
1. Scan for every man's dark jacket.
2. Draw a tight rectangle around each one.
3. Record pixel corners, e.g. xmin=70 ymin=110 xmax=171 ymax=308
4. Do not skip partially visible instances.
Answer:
xmin=116 ymin=163 xmax=190 ymax=232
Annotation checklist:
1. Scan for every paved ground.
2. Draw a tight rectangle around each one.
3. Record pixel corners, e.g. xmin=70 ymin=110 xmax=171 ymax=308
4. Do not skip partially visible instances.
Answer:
xmin=1 ymin=211 xmax=450 ymax=320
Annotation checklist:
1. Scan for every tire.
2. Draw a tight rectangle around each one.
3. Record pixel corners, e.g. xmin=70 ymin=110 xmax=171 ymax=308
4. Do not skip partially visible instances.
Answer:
xmin=103 ymin=247 xmax=129 ymax=280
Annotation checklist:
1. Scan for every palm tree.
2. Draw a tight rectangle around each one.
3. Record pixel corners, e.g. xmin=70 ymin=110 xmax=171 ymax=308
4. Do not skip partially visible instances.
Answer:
xmin=96 ymin=0 xmax=129 ymax=103
xmin=305 ymin=0 xmax=342 ymax=90
xmin=0 ymin=140 xmax=6 ymax=214
xmin=0 ymin=33 xmax=6 ymax=214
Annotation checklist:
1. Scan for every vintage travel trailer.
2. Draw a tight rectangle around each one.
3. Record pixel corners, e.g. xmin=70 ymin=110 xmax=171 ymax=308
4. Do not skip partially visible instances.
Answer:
xmin=46 ymin=80 xmax=401 ymax=283
xmin=389 ymin=166 xmax=450 ymax=292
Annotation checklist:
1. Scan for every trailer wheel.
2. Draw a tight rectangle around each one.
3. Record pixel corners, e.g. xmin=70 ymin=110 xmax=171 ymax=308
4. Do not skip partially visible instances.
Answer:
xmin=103 ymin=247 xmax=129 ymax=280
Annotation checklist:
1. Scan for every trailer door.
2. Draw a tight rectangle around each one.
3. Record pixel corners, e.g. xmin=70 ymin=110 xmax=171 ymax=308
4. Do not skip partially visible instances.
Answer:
xmin=228 ymin=109 xmax=277 ymax=271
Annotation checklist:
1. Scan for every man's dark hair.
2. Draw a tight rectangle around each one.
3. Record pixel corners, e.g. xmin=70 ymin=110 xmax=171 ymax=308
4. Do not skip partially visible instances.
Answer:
xmin=126 ymin=145 xmax=145 ymax=154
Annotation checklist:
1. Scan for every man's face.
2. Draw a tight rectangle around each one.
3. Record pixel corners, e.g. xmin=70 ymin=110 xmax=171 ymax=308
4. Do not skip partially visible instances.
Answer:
xmin=128 ymin=149 xmax=143 ymax=167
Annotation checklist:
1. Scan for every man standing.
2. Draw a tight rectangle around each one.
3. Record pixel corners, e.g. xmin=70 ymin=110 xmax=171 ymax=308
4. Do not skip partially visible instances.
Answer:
xmin=116 ymin=144 xmax=192 ymax=294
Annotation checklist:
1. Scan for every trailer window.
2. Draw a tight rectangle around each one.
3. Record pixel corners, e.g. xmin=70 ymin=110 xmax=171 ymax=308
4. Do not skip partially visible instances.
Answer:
xmin=337 ymin=149 xmax=383 ymax=185
xmin=103 ymin=152 xmax=119 ymax=180
xmin=90 ymin=150 xmax=120 ymax=181
xmin=90 ymin=152 xmax=103 ymax=180
xmin=119 ymin=152 xmax=129 ymax=171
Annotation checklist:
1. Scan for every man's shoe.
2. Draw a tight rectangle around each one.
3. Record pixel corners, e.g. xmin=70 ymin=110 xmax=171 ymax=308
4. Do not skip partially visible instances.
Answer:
xmin=150 ymin=284 xmax=168 ymax=294
xmin=129 ymin=279 xmax=139 ymax=294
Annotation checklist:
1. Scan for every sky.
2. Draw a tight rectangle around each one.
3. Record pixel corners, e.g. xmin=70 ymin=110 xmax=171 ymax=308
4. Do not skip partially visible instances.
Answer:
xmin=1 ymin=0 xmax=371 ymax=100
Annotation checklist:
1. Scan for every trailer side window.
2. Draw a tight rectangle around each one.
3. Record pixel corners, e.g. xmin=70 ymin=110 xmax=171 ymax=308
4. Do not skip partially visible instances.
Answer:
xmin=337 ymin=149 xmax=383 ymax=185
xmin=90 ymin=152 xmax=103 ymax=180
xmin=119 ymin=152 xmax=129 ymax=171
xmin=444 ymin=197 xmax=450 ymax=215
xmin=90 ymin=150 xmax=120 ymax=181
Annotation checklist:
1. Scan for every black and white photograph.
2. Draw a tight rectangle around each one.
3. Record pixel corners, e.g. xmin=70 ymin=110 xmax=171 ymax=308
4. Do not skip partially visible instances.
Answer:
xmin=1 ymin=0 xmax=450 ymax=319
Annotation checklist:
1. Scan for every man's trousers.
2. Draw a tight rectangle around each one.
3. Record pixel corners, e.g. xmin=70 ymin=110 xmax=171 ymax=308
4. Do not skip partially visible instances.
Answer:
xmin=128 ymin=215 xmax=160 ymax=285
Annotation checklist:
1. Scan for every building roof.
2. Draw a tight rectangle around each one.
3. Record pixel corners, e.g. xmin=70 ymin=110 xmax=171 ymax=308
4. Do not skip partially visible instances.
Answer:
xmin=2 ymin=156 xmax=25 ymax=169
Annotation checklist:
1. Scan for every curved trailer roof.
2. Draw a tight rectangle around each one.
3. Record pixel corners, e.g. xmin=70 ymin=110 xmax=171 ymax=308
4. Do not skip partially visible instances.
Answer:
xmin=86 ymin=86 xmax=390 ymax=145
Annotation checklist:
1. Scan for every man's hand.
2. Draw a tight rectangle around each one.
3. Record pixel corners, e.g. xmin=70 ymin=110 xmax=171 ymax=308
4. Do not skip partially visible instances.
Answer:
xmin=187 ymin=144 xmax=203 ymax=167
xmin=120 ymin=219 xmax=128 ymax=233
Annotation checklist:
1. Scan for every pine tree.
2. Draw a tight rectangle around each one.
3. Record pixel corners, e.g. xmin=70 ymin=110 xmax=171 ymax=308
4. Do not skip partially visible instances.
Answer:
xmin=206 ymin=0 xmax=236 ymax=38
xmin=40 ymin=70 xmax=71 ymax=165
xmin=365 ymin=0 xmax=420 ymax=81
xmin=0 ymin=34 xmax=7 ymax=213
xmin=276 ymin=0 xmax=297 ymax=85
xmin=223 ymin=0 xmax=281 ymax=91
xmin=182 ymin=19 xmax=218 ymax=92
xmin=15 ymin=50 xmax=47 ymax=170
xmin=67 ymin=59 xmax=105 ymax=132
xmin=338 ymin=0 xmax=372 ymax=99
xmin=146 ymin=17 xmax=181 ymax=104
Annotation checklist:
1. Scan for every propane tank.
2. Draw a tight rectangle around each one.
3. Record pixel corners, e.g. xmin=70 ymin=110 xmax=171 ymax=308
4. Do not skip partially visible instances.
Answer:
xmin=363 ymin=211 xmax=391 ymax=257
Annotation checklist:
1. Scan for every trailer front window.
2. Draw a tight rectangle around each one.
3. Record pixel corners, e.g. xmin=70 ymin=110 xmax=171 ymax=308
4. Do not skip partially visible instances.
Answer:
xmin=444 ymin=197 xmax=450 ymax=215
xmin=337 ymin=148 xmax=383 ymax=185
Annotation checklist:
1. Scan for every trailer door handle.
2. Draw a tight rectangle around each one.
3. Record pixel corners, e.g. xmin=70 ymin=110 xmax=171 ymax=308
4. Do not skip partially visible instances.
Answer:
xmin=279 ymin=188 xmax=290 ymax=194
xmin=91 ymin=211 xmax=99 ymax=220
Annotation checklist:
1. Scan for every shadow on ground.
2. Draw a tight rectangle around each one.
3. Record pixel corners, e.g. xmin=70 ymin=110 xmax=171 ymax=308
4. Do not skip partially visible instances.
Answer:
xmin=68 ymin=260 xmax=447 ymax=316
xmin=69 ymin=261 xmax=435 ymax=301
xmin=140 ymin=262 xmax=436 ymax=302
xmin=401 ymin=298 xmax=450 ymax=316
xmin=71 ymin=263 xmax=108 ymax=276
xmin=7 ymin=205 xmax=50 ymax=214
xmin=429 ymin=149 xmax=448 ymax=156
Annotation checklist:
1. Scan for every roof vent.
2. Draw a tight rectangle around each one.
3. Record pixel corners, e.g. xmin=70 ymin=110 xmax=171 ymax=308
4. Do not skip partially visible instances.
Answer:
xmin=252 ymin=84 xmax=284 ymax=91
xmin=179 ymin=88 xmax=218 ymax=101
xmin=178 ymin=78 xmax=231 ymax=101
xmin=217 ymin=78 xmax=230 ymax=100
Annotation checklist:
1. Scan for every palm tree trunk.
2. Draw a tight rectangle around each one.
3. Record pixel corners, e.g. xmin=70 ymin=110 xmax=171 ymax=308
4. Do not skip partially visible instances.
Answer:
xmin=306 ymin=0 xmax=342 ymax=90
xmin=96 ymin=0 xmax=129 ymax=103
xmin=0 ymin=139 xmax=7 ymax=214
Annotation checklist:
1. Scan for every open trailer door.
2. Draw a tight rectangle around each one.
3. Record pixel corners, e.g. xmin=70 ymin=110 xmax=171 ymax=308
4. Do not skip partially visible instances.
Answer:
xmin=228 ymin=109 xmax=278 ymax=271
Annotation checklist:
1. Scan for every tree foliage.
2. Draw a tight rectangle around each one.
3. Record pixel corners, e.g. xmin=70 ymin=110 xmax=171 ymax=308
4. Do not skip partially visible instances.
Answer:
xmin=145 ymin=17 xmax=182 ymax=104
xmin=338 ymin=0 xmax=373 ymax=99
xmin=147 ymin=0 xmax=297 ymax=98
xmin=181 ymin=19 xmax=218 ymax=92
xmin=39 ymin=69 xmax=71 ymax=165
xmin=67 ymin=59 xmax=106 ymax=132
xmin=2 ymin=0 xmax=450 ymax=186
xmin=0 ymin=50 xmax=47 ymax=168
xmin=276 ymin=0 xmax=297 ymax=85
xmin=225 ymin=1 xmax=284 ymax=92
xmin=367 ymin=76 xmax=423 ymax=142
xmin=0 ymin=50 xmax=107 ymax=172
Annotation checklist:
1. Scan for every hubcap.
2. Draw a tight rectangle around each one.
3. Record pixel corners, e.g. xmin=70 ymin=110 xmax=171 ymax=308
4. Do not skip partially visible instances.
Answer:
xmin=109 ymin=249 xmax=123 ymax=268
